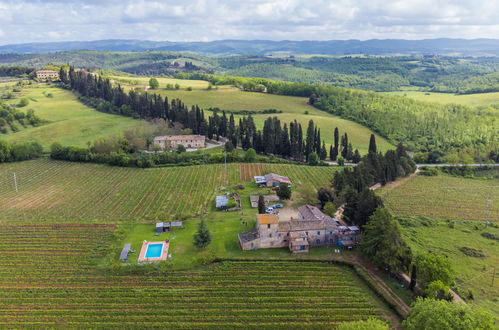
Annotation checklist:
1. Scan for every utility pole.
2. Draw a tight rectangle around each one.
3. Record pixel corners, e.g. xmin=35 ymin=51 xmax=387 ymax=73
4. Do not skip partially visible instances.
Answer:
xmin=492 ymin=267 xmax=496 ymax=287
xmin=224 ymin=149 xmax=227 ymax=186
xmin=13 ymin=172 xmax=18 ymax=193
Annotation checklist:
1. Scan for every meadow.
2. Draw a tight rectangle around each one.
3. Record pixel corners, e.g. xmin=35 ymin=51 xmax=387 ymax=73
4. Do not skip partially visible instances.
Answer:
xmin=151 ymin=87 xmax=393 ymax=155
xmin=2 ymin=83 xmax=147 ymax=149
xmin=0 ymin=222 xmax=395 ymax=328
xmin=379 ymin=174 xmax=499 ymax=222
xmin=0 ymin=159 xmax=337 ymax=223
xmin=400 ymin=217 xmax=499 ymax=318
xmin=109 ymin=75 xmax=213 ymax=89
xmin=387 ymin=91 xmax=499 ymax=107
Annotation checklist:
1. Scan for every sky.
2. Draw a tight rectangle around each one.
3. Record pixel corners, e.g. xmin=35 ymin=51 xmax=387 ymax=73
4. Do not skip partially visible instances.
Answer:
xmin=0 ymin=0 xmax=498 ymax=45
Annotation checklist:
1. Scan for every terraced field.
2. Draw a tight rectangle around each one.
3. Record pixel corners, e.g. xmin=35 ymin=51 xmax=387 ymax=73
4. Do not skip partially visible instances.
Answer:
xmin=0 ymin=159 xmax=337 ymax=223
xmin=0 ymin=223 xmax=394 ymax=328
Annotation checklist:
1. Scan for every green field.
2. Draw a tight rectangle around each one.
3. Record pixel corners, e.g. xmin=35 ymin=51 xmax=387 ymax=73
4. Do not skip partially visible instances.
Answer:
xmin=400 ymin=218 xmax=499 ymax=318
xmin=152 ymin=87 xmax=393 ymax=155
xmin=379 ymin=174 xmax=499 ymax=222
xmin=110 ymin=75 xmax=214 ymax=89
xmin=387 ymin=91 xmax=499 ymax=107
xmin=2 ymin=83 xmax=147 ymax=149
xmin=0 ymin=222 xmax=395 ymax=328
xmin=0 ymin=159 xmax=337 ymax=223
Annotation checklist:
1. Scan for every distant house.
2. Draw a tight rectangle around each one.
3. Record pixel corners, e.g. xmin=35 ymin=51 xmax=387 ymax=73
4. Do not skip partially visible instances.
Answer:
xmin=36 ymin=70 xmax=59 ymax=80
xmin=153 ymin=135 xmax=206 ymax=150
xmin=238 ymin=205 xmax=359 ymax=253
xmin=254 ymin=173 xmax=291 ymax=187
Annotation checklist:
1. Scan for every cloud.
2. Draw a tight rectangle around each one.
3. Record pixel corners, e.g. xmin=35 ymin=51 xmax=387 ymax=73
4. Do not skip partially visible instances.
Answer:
xmin=0 ymin=0 xmax=498 ymax=45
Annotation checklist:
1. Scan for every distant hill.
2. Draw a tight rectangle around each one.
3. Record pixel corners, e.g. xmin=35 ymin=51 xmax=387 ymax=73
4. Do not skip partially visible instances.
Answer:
xmin=1 ymin=38 xmax=499 ymax=56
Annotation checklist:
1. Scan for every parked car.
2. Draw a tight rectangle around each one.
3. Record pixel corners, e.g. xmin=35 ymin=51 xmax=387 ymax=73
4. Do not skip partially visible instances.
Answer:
xmin=270 ymin=203 xmax=283 ymax=208
xmin=266 ymin=207 xmax=274 ymax=214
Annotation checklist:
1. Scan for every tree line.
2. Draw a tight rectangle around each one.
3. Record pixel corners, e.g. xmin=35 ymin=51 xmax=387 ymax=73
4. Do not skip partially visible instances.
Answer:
xmin=64 ymin=68 xmax=360 ymax=163
xmin=0 ymin=140 xmax=43 ymax=163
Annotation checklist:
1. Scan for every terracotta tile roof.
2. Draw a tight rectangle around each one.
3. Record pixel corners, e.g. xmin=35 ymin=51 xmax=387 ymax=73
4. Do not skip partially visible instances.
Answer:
xmin=264 ymin=173 xmax=291 ymax=183
xmin=154 ymin=135 xmax=205 ymax=141
xmin=257 ymin=214 xmax=279 ymax=224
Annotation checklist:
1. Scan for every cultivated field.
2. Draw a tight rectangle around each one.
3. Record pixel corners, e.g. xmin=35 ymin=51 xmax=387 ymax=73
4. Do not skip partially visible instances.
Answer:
xmin=387 ymin=91 xmax=499 ymax=107
xmin=152 ymin=87 xmax=393 ymax=154
xmin=0 ymin=159 xmax=337 ymax=223
xmin=379 ymin=174 xmax=499 ymax=221
xmin=2 ymin=83 xmax=147 ymax=149
xmin=0 ymin=223 xmax=394 ymax=327
xmin=110 ymin=75 xmax=213 ymax=89
xmin=401 ymin=218 xmax=499 ymax=318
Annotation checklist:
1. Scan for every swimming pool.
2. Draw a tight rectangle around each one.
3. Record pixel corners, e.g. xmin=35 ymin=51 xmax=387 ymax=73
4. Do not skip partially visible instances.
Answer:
xmin=145 ymin=243 xmax=164 ymax=258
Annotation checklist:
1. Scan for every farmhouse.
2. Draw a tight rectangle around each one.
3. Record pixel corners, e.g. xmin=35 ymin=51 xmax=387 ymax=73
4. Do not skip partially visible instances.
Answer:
xmin=153 ymin=135 xmax=206 ymax=150
xmin=254 ymin=173 xmax=291 ymax=187
xmin=238 ymin=205 xmax=360 ymax=253
xmin=36 ymin=70 xmax=59 ymax=80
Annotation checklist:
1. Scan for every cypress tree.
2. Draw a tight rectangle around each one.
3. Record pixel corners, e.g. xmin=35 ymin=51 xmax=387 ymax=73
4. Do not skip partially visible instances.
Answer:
xmin=329 ymin=145 xmax=334 ymax=161
xmin=258 ymin=195 xmax=266 ymax=214
xmin=193 ymin=220 xmax=211 ymax=248
xmin=305 ymin=120 xmax=315 ymax=160
xmin=369 ymin=134 xmax=377 ymax=154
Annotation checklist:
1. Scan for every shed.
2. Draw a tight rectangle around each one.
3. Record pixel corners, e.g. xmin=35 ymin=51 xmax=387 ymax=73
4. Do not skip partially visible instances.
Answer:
xmin=156 ymin=222 xmax=171 ymax=232
xmin=254 ymin=176 xmax=267 ymax=186
xmin=120 ymin=243 xmax=131 ymax=261
xmin=216 ymin=195 xmax=228 ymax=208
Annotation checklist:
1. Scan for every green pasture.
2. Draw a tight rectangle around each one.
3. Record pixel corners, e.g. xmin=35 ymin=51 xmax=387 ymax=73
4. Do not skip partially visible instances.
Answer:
xmin=110 ymin=75 xmax=215 ymax=89
xmin=387 ymin=91 xmax=499 ymax=107
xmin=153 ymin=88 xmax=393 ymax=154
xmin=2 ymin=84 xmax=147 ymax=149
xmin=401 ymin=218 xmax=499 ymax=318
xmin=380 ymin=174 xmax=499 ymax=222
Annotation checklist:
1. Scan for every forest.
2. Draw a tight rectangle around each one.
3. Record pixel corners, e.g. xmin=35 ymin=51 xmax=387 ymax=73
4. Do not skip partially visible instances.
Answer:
xmin=2 ymin=51 xmax=499 ymax=92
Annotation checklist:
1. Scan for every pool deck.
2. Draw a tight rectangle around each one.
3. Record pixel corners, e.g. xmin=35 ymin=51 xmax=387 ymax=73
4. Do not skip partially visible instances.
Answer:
xmin=138 ymin=241 xmax=170 ymax=262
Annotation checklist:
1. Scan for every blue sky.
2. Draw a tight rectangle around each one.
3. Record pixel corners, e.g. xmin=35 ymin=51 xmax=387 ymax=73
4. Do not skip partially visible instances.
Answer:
xmin=0 ymin=0 xmax=498 ymax=45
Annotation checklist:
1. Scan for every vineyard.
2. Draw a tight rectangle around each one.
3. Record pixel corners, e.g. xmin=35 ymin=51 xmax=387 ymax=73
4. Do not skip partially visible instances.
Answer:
xmin=380 ymin=174 xmax=499 ymax=221
xmin=0 ymin=223 xmax=394 ymax=328
xmin=0 ymin=159 xmax=337 ymax=223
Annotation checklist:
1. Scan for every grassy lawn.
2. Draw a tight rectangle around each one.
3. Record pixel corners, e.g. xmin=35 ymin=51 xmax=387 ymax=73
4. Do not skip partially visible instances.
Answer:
xmin=379 ymin=174 xmax=499 ymax=222
xmin=110 ymin=75 xmax=214 ymax=89
xmin=2 ymin=83 xmax=147 ymax=149
xmin=152 ymin=88 xmax=393 ymax=155
xmin=401 ymin=218 xmax=499 ymax=318
xmin=386 ymin=91 xmax=499 ymax=107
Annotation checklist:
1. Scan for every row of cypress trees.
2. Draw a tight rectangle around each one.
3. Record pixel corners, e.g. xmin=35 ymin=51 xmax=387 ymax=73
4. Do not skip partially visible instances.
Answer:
xmin=64 ymin=68 xmax=355 ymax=162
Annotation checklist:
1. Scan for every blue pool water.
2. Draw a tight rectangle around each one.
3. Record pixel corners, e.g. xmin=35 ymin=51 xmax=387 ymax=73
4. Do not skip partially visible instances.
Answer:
xmin=145 ymin=243 xmax=163 ymax=258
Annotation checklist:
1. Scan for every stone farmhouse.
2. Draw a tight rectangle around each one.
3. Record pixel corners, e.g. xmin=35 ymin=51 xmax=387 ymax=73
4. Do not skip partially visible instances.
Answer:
xmin=153 ymin=135 xmax=206 ymax=150
xmin=36 ymin=70 xmax=59 ymax=80
xmin=238 ymin=205 xmax=360 ymax=253
xmin=254 ymin=173 xmax=291 ymax=187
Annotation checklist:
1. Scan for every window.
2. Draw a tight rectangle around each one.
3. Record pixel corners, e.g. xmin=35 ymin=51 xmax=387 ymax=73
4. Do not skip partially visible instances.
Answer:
xmin=284 ymin=239 xmax=288 ymax=242
xmin=287 ymin=233 xmax=290 ymax=237
xmin=269 ymin=234 xmax=272 ymax=238
xmin=305 ymin=232 xmax=309 ymax=235
xmin=300 ymin=245 xmax=305 ymax=250
xmin=329 ymin=231 xmax=333 ymax=235
xmin=317 ymin=231 xmax=321 ymax=235
xmin=316 ymin=239 xmax=320 ymax=244
xmin=267 ymin=224 xmax=271 ymax=229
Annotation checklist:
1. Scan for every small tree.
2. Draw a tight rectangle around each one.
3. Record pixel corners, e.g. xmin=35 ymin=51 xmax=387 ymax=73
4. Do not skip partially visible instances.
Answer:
xmin=425 ymin=280 xmax=452 ymax=301
xmin=244 ymin=148 xmax=256 ymax=162
xmin=297 ymin=183 xmax=318 ymax=205
xmin=276 ymin=182 xmax=291 ymax=200
xmin=323 ymin=202 xmax=336 ymax=217
xmin=149 ymin=78 xmax=159 ymax=89
xmin=177 ymin=144 xmax=186 ymax=153
xmin=258 ymin=195 xmax=266 ymax=214
xmin=414 ymin=253 xmax=454 ymax=292
xmin=368 ymin=134 xmax=377 ymax=154
xmin=224 ymin=141 xmax=234 ymax=152
xmin=174 ymin=83 xmax=180 ymax=90
xmin=337 ymin=156 xmax=345 ymax=166
xmin=193 ymin=220 xmax=211 ymax=248
xmin=308 ymin=152 xmax=319 ymax=166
